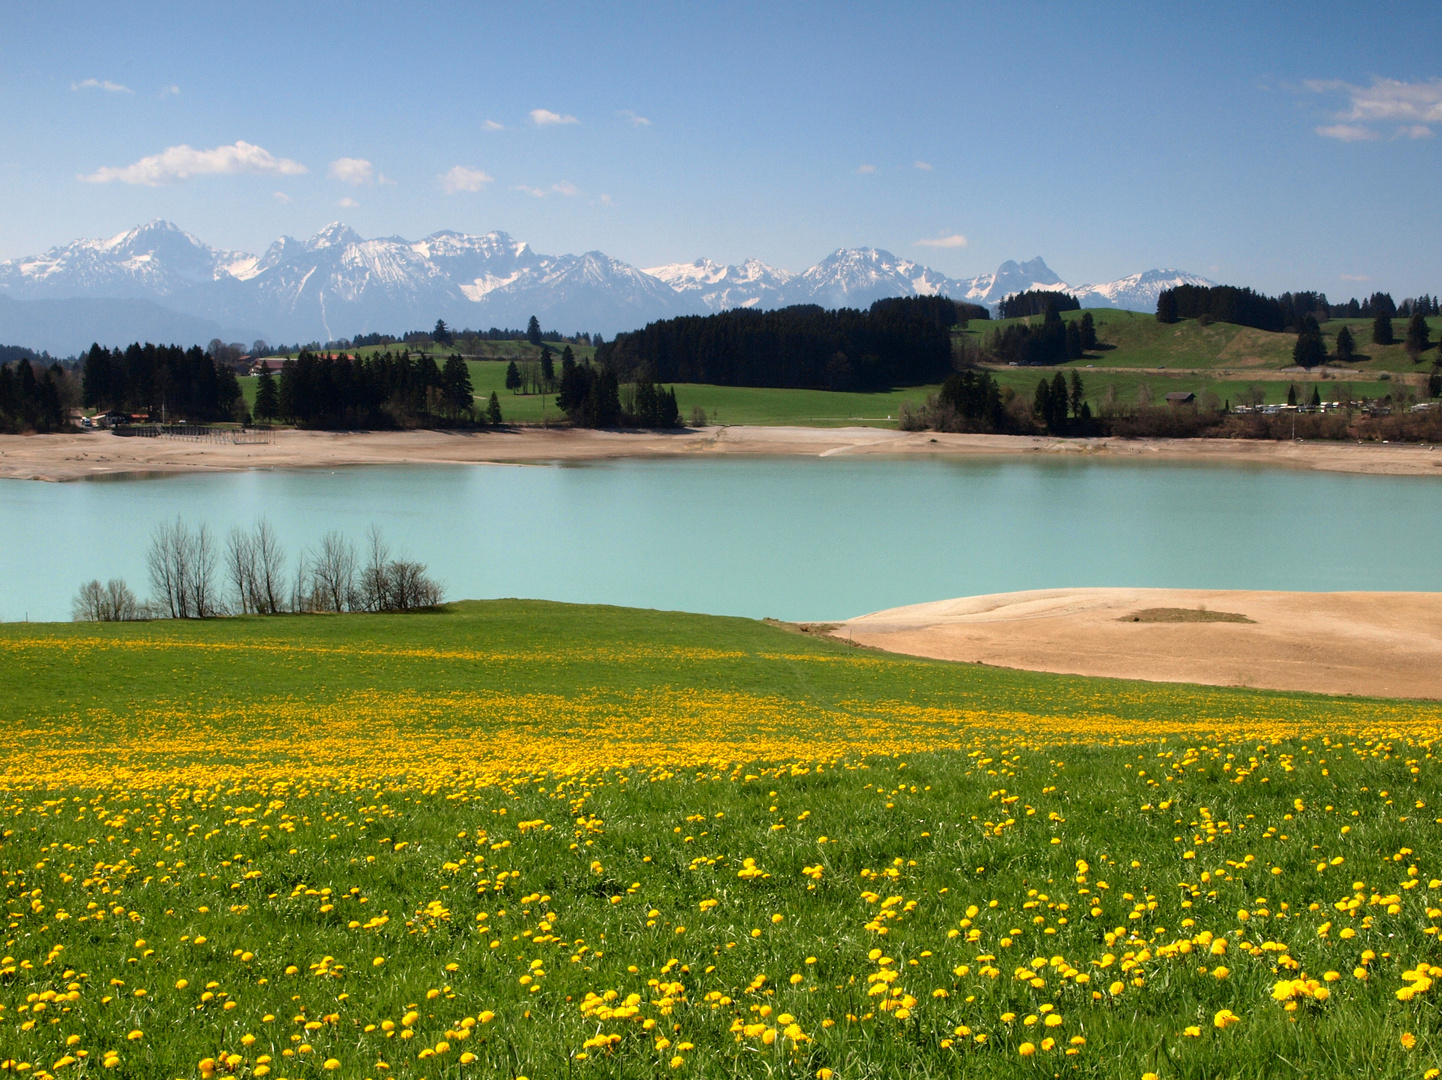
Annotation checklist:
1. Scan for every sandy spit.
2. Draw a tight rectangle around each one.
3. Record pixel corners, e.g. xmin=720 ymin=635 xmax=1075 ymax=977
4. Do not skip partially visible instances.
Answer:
xmin=3 ymin=426 xmax=1442 ymax=482
xmin=836 ymin=587 xmax=1442 ymax=700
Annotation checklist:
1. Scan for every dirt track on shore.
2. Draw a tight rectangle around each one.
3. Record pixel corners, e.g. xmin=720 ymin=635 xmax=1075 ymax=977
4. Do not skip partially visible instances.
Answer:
xmin=837 ymin=588 xmax=1442 ymax=700
xmin=3 ymin=425 xmax=1442 ymax=481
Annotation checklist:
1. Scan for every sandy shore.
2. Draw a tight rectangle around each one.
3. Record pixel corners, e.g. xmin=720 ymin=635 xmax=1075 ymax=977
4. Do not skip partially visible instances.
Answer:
xmin=2 ymin=425 xmax=1442 ymax=481
xmin=837 ymin=588 xmax=1442 ymax=700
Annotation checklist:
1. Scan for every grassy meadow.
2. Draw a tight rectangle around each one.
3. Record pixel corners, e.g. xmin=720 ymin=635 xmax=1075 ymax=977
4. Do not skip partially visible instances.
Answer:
xmin=237 ymin=313 xmax=1440 ymax=426
xmin=239 ymin=362 xmax=930 ymax=428
xmin=3 ymin=601 xmax=1442 ymax=1079
xmin=967 ymin=311 xmax=1440 ymax=411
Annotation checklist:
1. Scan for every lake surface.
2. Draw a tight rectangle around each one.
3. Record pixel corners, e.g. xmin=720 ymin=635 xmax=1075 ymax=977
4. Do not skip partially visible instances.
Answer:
xmin=2 ymin=457 xmax=1440 ymax=623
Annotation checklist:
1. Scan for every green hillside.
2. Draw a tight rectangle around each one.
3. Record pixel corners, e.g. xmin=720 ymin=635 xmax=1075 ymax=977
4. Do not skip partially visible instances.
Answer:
xmin=964 ymin=310 xmax=1440 ymax=409
xmin=235 ymin=313 xmax=1439 ymax=423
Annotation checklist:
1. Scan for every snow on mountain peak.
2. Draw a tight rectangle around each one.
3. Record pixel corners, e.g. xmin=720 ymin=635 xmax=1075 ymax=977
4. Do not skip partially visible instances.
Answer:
xmin=0 ymin=219 xmax=1217 ymax=351
xmin=308 ymin=222 xmax=363 ymax=250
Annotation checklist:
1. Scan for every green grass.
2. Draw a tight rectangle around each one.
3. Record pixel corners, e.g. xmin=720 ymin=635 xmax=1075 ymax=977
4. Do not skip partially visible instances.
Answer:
xmin=2 ymin=602 xmax=1441 ymax=1078
xmin=989 ymin=368 xmax=1402 ymax=410
xmin=237 ymin=365 xmax=934 ymax=428
xmin=236 ymin=315 xmax=1440 ymax=424
xmin=966 ymin=311 xmax=1442 ymax=373
xmin=965 ymin=311 xmax=1440 ymax=409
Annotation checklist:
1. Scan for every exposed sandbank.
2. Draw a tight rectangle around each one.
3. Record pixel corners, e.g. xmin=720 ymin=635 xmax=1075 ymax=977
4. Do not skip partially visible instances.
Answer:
xmin=837 ymin=588 xmax=1442 ymax=700
xmin=3 ymin=426 xmax=1442 ymax=481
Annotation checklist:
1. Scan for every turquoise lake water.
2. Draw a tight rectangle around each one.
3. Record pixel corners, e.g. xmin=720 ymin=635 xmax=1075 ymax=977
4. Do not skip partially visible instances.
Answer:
xmin=2 ymin=456 xmax=1440 ymax=623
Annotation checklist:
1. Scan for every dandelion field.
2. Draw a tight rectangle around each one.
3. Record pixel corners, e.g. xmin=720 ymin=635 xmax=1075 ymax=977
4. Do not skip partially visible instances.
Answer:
xmin=2 ymin=600 xmax=1442 ymax=1080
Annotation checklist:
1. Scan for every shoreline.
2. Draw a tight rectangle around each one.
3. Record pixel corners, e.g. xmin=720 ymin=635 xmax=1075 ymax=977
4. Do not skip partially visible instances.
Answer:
xmin=2 ymin=425 xmax=1442 ymax=481
xmin=837 ymin=587 xmax=1442 ymax=700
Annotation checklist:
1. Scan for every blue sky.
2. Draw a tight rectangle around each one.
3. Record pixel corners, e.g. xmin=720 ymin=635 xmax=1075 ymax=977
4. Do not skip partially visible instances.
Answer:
xmin=3 ymin=0 xmax=1441 ymax=296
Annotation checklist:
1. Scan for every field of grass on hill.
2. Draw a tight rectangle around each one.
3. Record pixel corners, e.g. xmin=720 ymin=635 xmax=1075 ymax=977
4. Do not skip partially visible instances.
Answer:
xmin=966 ymin=311 xmax=1442 ymax=374
xmin=235 ymin=313 xmax=1440 ymax=425
xmin=3 ymin=600 xmax=1441 ymax=1079
xmin=965 ymin=311 xmax=1440 ymax=410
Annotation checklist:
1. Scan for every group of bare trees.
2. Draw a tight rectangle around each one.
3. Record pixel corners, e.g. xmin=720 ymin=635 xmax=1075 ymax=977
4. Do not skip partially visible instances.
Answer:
xmin=71 ymin=578 xmax=144 ymax=622
xmin=226 ymin=520 xmax=288 ymax=615
xmin=72 ymin=518 xmax=442 ymax=621
xmin=148 ymin=519 xmax=223 ymax=618
xmin=300 ymin=526 xmax=443 ymax=614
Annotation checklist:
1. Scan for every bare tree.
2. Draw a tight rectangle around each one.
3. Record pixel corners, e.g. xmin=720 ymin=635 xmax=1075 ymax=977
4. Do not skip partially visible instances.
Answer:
xmin=359 ymin=526 xmax=392 ymax=612
xmin=252 ymin=519 xmax=287 ymax=614
xmin=225 ymin=526 xmax=258 ymax=615
xmin=291 ymin=551 xmax=311 ymax=613
xmin=185 ymin=523 xmax=221 ymax=617
xmin=390 ymin=562 xmax=443 ymax=610
xmin=72 ymin=578 xmax=142 ymax=621
xmin=146 ymin=518 xmax=221 ymax=618
xmin=147 ymin=518 xmax=189 ymax=618
xmin=309 ymin=530 xmax=357 ymax=613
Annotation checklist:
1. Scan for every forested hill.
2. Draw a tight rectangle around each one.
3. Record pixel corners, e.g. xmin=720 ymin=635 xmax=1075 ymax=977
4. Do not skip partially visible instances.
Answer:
xmin=595 ymin=296 xmax=957 ymax=391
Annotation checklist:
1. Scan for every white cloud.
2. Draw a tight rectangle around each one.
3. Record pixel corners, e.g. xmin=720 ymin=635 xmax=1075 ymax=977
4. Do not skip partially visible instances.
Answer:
xmin=1308 ymin=77 xmax=1442 ymax=142
xmin=551 ymin=181 xmax=580 ymax=196
xmin=598 ymin=193 xmax=614 ymax=206
xmin=915 ymin=233 xmax=968 ymax=249
xmin=1315 ymin=76 xmax=1442 ymax=123
xmin=856 ymin=163 xmax=876 ymax=174
xmin=338 ymin=197 xmax=359 ymax=208
xmin=914 ymin=160 xmax=933 ymax=170
xmin=72 ymin=78 xmax=132 ymax=94
xmin=530 ymin=108 xmax=578 ymax=126
xmin=1340 ymin=273 xmax=1370 ymax=282
xmin=161 ymin=85 xmax=181 ymax=97
xmin=440 ymin=165 xmax=493 ymax=193
xmin=618 ymin=110 xmax=651 ymax=126
xmin=1315 ymin=123 xmax=1379 ymax=142
xmin=512 ymin=184 xmax=547 ymax=198
xmin=273 ymin=191 xmax=292 ymax=204
xmin=327 ymin=157 xmax=374 ymax=185
xmin=79 ymin=140 xmax=307 ymax=185
xmin=483 ymin=119 xmax=504 ymax=131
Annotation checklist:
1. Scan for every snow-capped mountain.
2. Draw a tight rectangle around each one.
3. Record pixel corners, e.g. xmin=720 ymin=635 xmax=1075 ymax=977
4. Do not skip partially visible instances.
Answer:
xmin=0 ymin=222 xmax=691 ymax=347
xmin=957 ymin=256 xmax=1067 ymax=308
xmin=777 ymin=248 xmax=963 ymax=309
xmin=1069 ymin=268 xmax=1216 ymax=312
xmin=644 ymin=258 xmax=794 ymax=311
xmin=0 ymin=221 xmax=1215 ymax=354
xmin=0 ymin=220 xmax=253 ymax=301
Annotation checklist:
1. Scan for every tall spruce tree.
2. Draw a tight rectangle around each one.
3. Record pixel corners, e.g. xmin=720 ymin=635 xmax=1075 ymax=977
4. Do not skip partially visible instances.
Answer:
xmin=1373 ymin=314 xmax=1395 ymax=346
xmin=1335 ymin=324 xmax=1355 ymax=362
xmin=1405 ymin=311 xmax=1431 ymax=357
xmin=526 ymin=316 xmax=542 ymax=347
xmin=1293 ymin=317 xmax=1326 ymax=368
xmin=1068 ymin=369 xmax=1085 ymax=419
xmin=254 ymin=367 xmax=279 ymax=419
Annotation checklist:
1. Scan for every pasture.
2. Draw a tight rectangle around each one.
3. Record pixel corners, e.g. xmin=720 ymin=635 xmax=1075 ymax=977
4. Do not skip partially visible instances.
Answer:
xmin=2 ymin=601 xmax=1440 ymax=1078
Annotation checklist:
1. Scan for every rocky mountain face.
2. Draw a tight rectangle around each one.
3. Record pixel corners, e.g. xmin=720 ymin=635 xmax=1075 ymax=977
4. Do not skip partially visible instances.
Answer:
xmin=0 ymin=221 xmax=1214 ymax=353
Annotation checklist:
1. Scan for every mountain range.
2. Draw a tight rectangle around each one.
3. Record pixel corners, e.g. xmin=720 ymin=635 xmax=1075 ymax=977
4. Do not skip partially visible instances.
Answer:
xmin=0 ymin=221 xmax=1214 ymax=355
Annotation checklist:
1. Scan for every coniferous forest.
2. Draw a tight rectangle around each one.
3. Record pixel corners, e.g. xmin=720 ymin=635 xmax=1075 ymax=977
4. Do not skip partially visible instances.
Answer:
xmin=81 ymin=343 xmax=244 ymax=422
xmin=0 ymin=358 xmax=72 ymax=433
xmin=997 ymin=290 xmax=1080 ymax=319
xmin=595 ymin=296 xmax=958 ymax=392
xmin=270 ymin=350 xmax=476 ymax=428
